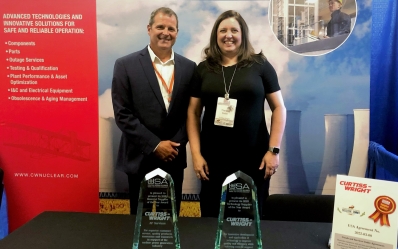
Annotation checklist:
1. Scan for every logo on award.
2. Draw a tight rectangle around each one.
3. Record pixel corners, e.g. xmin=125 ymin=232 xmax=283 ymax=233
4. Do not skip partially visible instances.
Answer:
xmin=228 ymin=183 xmax=250 ymax=193
xmin=144 ymin=211 xmax=171 ymax=221
xmin=148 ymin=178 xmax=168 ymax=188
xmin=369 ymin=196 xmax=396 ymax=226
xmin=226 ymin=217 xmax=253 ymax=226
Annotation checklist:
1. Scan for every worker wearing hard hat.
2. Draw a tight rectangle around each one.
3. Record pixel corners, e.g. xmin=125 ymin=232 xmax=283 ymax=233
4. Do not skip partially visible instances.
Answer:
xmin=325 ymin=0 xmax=351 ymax=38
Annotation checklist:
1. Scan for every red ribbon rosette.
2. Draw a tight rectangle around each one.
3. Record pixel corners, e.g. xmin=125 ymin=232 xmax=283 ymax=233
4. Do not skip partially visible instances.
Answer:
xmin=368 ymin=196 xmax=396 ymax=226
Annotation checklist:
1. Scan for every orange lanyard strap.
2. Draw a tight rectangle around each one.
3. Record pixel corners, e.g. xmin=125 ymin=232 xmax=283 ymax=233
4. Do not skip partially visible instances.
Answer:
xmin=152 ymin=62 xmax=175 ymax=102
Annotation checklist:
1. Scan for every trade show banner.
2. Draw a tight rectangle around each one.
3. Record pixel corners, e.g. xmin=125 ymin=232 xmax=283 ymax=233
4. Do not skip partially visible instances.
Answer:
xmin=0 ymin=0 xmax=98 ymax=231
xmin=98 ymin=0 xmax=371 ymax=210
xmin=0 ymin=0 xmax=372 ymax=231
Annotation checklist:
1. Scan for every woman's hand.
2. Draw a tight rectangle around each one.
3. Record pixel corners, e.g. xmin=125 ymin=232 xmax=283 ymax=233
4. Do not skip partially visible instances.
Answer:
xmin=192 ymin=153 xmax=209 ymax=180
xmin=259 ymin=151 xmax=279 ymax=178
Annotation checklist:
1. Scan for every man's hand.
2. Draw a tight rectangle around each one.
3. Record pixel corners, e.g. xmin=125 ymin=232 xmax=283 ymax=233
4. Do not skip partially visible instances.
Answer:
xmin=154 ymin=140 xmax=180 ymax=162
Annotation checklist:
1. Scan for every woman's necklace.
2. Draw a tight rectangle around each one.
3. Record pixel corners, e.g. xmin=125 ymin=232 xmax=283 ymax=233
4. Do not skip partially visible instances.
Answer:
xmin=221 ymin=64 xmax=237 ymax=100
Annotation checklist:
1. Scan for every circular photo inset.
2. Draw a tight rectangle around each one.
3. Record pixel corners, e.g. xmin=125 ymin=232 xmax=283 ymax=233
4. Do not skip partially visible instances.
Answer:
xmin=268 ymin=0 xmax=357 ymax=56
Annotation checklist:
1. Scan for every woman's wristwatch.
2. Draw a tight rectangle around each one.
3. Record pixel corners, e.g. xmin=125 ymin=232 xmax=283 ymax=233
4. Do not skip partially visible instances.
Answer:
xmin=268 ymin=146 xmax=280 ymax=155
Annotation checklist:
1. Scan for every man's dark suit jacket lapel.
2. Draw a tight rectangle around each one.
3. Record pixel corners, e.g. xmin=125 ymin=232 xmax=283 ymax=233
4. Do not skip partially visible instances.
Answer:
xmin=139 ymin=48 xmax=167 ymax=112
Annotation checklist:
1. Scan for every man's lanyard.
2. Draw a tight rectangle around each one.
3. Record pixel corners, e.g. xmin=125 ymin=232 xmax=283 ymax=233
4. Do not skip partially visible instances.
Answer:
xmin=152 ymin=62 xmax=175 ymax=102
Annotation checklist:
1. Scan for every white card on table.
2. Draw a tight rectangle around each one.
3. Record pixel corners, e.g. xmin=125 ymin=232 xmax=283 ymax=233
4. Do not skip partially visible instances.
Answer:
xmin=331 ymin=175 xmax=398 ymax=249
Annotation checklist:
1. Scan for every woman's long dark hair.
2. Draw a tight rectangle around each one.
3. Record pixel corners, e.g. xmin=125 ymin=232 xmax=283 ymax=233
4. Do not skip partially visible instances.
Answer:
xmin=203 ymin=10 xmax=265 ymax=72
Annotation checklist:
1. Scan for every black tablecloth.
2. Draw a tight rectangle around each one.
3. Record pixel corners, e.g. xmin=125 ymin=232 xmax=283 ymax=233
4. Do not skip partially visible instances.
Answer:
xmin=0 ymin=211 xmax=332 ymax=249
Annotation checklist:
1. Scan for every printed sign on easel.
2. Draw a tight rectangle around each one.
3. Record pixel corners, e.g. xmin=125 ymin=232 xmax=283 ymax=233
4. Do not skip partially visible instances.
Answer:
xmin=331 ymin=175 xmax=398 ymax=249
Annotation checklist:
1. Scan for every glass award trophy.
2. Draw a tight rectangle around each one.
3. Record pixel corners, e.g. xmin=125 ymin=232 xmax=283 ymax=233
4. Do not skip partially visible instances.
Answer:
xmin=133 ymin=168 xmax=180 ymax=249
xmin=215 ymin=171 xmax=262 ymax=249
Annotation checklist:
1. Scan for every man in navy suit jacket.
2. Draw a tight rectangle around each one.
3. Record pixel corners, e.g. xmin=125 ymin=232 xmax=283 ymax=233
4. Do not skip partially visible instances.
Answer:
xmin=112 ymin=7 xmax=197 ymax=215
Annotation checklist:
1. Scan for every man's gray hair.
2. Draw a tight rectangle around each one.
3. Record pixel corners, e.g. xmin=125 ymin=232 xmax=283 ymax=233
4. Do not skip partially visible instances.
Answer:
xmin=149 ymin=7 xmax=179 ymax=29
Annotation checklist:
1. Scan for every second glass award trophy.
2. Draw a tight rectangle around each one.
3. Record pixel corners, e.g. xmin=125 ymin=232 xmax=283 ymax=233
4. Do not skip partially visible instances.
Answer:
xmin=133 ymin=168 xmax=180 ymax=249
xmin=215 ymin=171 xmax=262 ymax=249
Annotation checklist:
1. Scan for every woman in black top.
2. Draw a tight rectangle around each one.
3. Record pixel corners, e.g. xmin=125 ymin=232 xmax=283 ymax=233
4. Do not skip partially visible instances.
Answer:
xmin=187 ymin=10 xmax=286 ymax=218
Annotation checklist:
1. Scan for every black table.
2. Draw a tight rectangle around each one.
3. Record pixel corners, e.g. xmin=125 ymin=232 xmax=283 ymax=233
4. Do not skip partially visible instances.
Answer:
xmin=0 ymin=211 xmax=332 ymax=248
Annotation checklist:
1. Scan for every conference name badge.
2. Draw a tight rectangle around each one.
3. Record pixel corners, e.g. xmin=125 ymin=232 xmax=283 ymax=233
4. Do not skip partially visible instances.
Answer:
xmin=368 ymin=196 xmax=396 ymax=226
xmin=214 ymin=97 xmax=237 ymax=128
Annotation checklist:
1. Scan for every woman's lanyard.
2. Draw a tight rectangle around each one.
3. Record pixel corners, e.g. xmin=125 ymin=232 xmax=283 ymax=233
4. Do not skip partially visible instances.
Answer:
xmin=152 ymin=62 xmax=175 ymax=102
